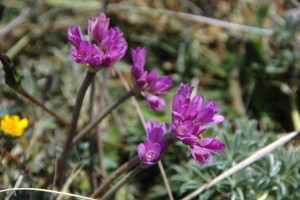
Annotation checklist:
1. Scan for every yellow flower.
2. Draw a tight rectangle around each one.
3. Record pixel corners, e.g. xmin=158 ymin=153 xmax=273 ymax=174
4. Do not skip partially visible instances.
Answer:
xmin=0 ymin=115 xmax=29 ymax=137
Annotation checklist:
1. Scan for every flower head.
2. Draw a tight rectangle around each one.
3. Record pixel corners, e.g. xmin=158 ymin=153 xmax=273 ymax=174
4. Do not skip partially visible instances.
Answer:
xmin=68 ymin=26 xmax=84 ymax=47
xmin=88 ymin=13 xmax=110 ymax=44
xmin=131 ymin=47 xmax=173 ymax=111
xmin=0 ymin=115 xmax=29 ymax=137
xmin=171 ymin=83 xmax=225 ymax=164
xmin=191 ymin=136 xmax=225 ymax=164
xmin=172 ymin=84 xmax=225 ymax=142
xmin=68 ymin=13 xmax=128 ymax=71
xmin=138 ymin=120 xmax=169 ymax=165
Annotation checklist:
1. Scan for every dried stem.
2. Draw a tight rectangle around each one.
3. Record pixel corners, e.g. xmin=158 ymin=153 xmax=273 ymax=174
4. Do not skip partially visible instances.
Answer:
xmin=0 ymin=188 xmax=96 ymax=200
xmin=0 ymin=53 xmax=68 ymax=126
xmin=18 ymin=90 xmax=69 ymax=126
xmin=229 ymin=67 xmax=245 ymax=115
xmin=72 ymin=89 xmax=136 ymax=145
xmin=158 ymin=161 xmax=174 ymax=200
xmin=181 ymin=130 xmax=300 ymax=200
xmin=56 ymin=70 xmax=96 ymax=186
xmin=0 ymin=8 xmax=31 ymax=38
xmin=108 ymin=4 xmax=274 ymax=35
xmin=290 ymin=87 xmax=300 ymax=130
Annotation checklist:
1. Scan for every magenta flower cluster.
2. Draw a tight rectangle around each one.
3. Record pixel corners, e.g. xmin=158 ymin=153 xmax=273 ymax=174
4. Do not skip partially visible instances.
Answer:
xmin=171 ymin=84 xmax=226 ymax=165
xmin=138 ymin=121 xmax=169 ymax=165
xmin=131 ymin=47 xmax=173 ymax=111
xmin=68 ymin=13 xmax=128 ymax=70
xmin=67 ymin=13 xmax=226 ymax=166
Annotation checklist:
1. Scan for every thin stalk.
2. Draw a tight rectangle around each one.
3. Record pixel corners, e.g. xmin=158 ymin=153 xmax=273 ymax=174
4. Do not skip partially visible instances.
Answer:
xmin=100 ymin=165 xmax=143 ymax=200
xmin=91 ymin=156 xmax=140 ymax=198
xmin=97 ymin=68 xmax=111 ymax=179
xmin=0 ymin=8 xmax=31 ymax=37
xmin=91 ymin=136 xmax=177 ymax=198
xmin=229 ymin=67 xmax=245 ymax=115
xmin=0 ymin=54 xmax=68 ymax=126
xmin=56 ymin=70 xmax=96 ymax=186
xmin=290 ymin=87 xmax=300 ymax=130
xmin=115 ymin=66 xmax=174 ymax=200
xmin=0 ymin=188 xmax=96 ymax=200
xmin=72 ymin=89 xmax=136 ymax=145
xmin=181 ymin=130 xmax=300 ymax=200
xmin=107 ymin=4 xmax=274 ymax=35
xmin=18 ymin=89 xmax=69 ymax=126
xmin=88 ymin=79 xmax=98 ymax=190
xmin=158 ymin=161 xmax=174 ymax=200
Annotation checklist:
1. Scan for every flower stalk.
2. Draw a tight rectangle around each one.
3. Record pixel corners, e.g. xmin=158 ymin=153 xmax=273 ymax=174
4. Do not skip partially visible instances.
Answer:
xmin=91 ymin=136 xmax=177 ymax=198
xmin=91 ymin=156 xmax=140 ymax=198
xmin=100 ymin=165 xmax=143 ymax=200
xmin=57 ymin=70 xmax=96 ymax=186
xmin=0 ymin=53 xmax=68 ymax=126
xmin=72 ymin=89 xmax=136 ymax=145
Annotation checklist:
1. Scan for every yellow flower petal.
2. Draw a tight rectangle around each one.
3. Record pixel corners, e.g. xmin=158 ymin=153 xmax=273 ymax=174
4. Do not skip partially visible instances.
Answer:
xmin=18 ymin=119 xmax=29 ymax=128
xmin=0 ymin=115 xmax=29 ymax=137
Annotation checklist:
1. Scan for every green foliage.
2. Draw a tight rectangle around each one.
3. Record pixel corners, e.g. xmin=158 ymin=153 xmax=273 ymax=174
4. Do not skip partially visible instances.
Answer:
xmin=170 ymin=119 xmax=300 ymax=199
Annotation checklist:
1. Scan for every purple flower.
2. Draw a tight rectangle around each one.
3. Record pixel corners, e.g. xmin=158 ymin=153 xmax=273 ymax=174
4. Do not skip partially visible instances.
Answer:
xmin=68 ymin=13 xmax=128 ymax=70
xmin=138 ymin=121 xmax=169 ymax=165
xmin=172 ymin=84 xmax=225 ymax=125
xmin=88 ymin=13 xmax=110 ymax=44
xmin=68 ymin=26 xmax=84 ymax=47
xmin=145 ymin=95 xmax=166 ymax=111
xmin=100 ymin=27 xmax=128 ymax=66
xmin=171 ymin=83 xmax=226 ymax=164
xmin=191 ymin=146 xmax=214 ymax=165
xmin=131 ymin=47 xmax=173 ymax=111
xmin=191 ymin=136 xmax=225 ymax=164
xmin=171 ymin=84 xmax=225 ymax=142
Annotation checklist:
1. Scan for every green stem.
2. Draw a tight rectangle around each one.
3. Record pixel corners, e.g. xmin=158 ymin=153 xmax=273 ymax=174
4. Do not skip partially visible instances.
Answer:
xmin=100 ymin=165 xmax=143 ymax=200
xmin=91 ymin=156 xmax=140 ymax=198
xmin=97 ymin=68 xmax=111 ymax=178
xmin=72 ymin=89 xmax=136 ymax=145
xmin=91 ymin=136 xmax=177 ymax=198
xmin=56 ymin=70 xmax=96 ymax=186
xmin=88 ymin=79 xmax=98 ymax=190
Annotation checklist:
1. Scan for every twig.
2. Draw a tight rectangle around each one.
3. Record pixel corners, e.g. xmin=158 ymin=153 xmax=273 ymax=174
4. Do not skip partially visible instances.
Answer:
xmin=181 ymin=130 xmax=300 ymax=200
xmin=290 ymin=87 xmax=300 ymax=130
xmin=56 ymin=70 xmax=96 ymax=186
xmin=229 ymin=67 xmax=245 ymax=115
xmin=45 ymin=1 xmax=274 ymax=35
xmin=5 ymin=175 xmax=24 ymax=200
xmin=0 ymin=188 xmax=96 ymax=200
xmin=72 ymin=89 xmax=136 ymax=145
xmin=91 ymin=156 xmax=140 ymax=198
xmin=100 ymin=165 xmax=143 ymax=200
xmin=0 ymin=53 xmax=68 ymax=125
xmin=158 ymin=161 xmax=174 ymax=200
xmin=0 ymin=8 xmax=31 ymax=38
xmin=108 ymin=4 xmax=274 ymax=35
xmin=18 ymin=90 xmax=69 ymax=125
